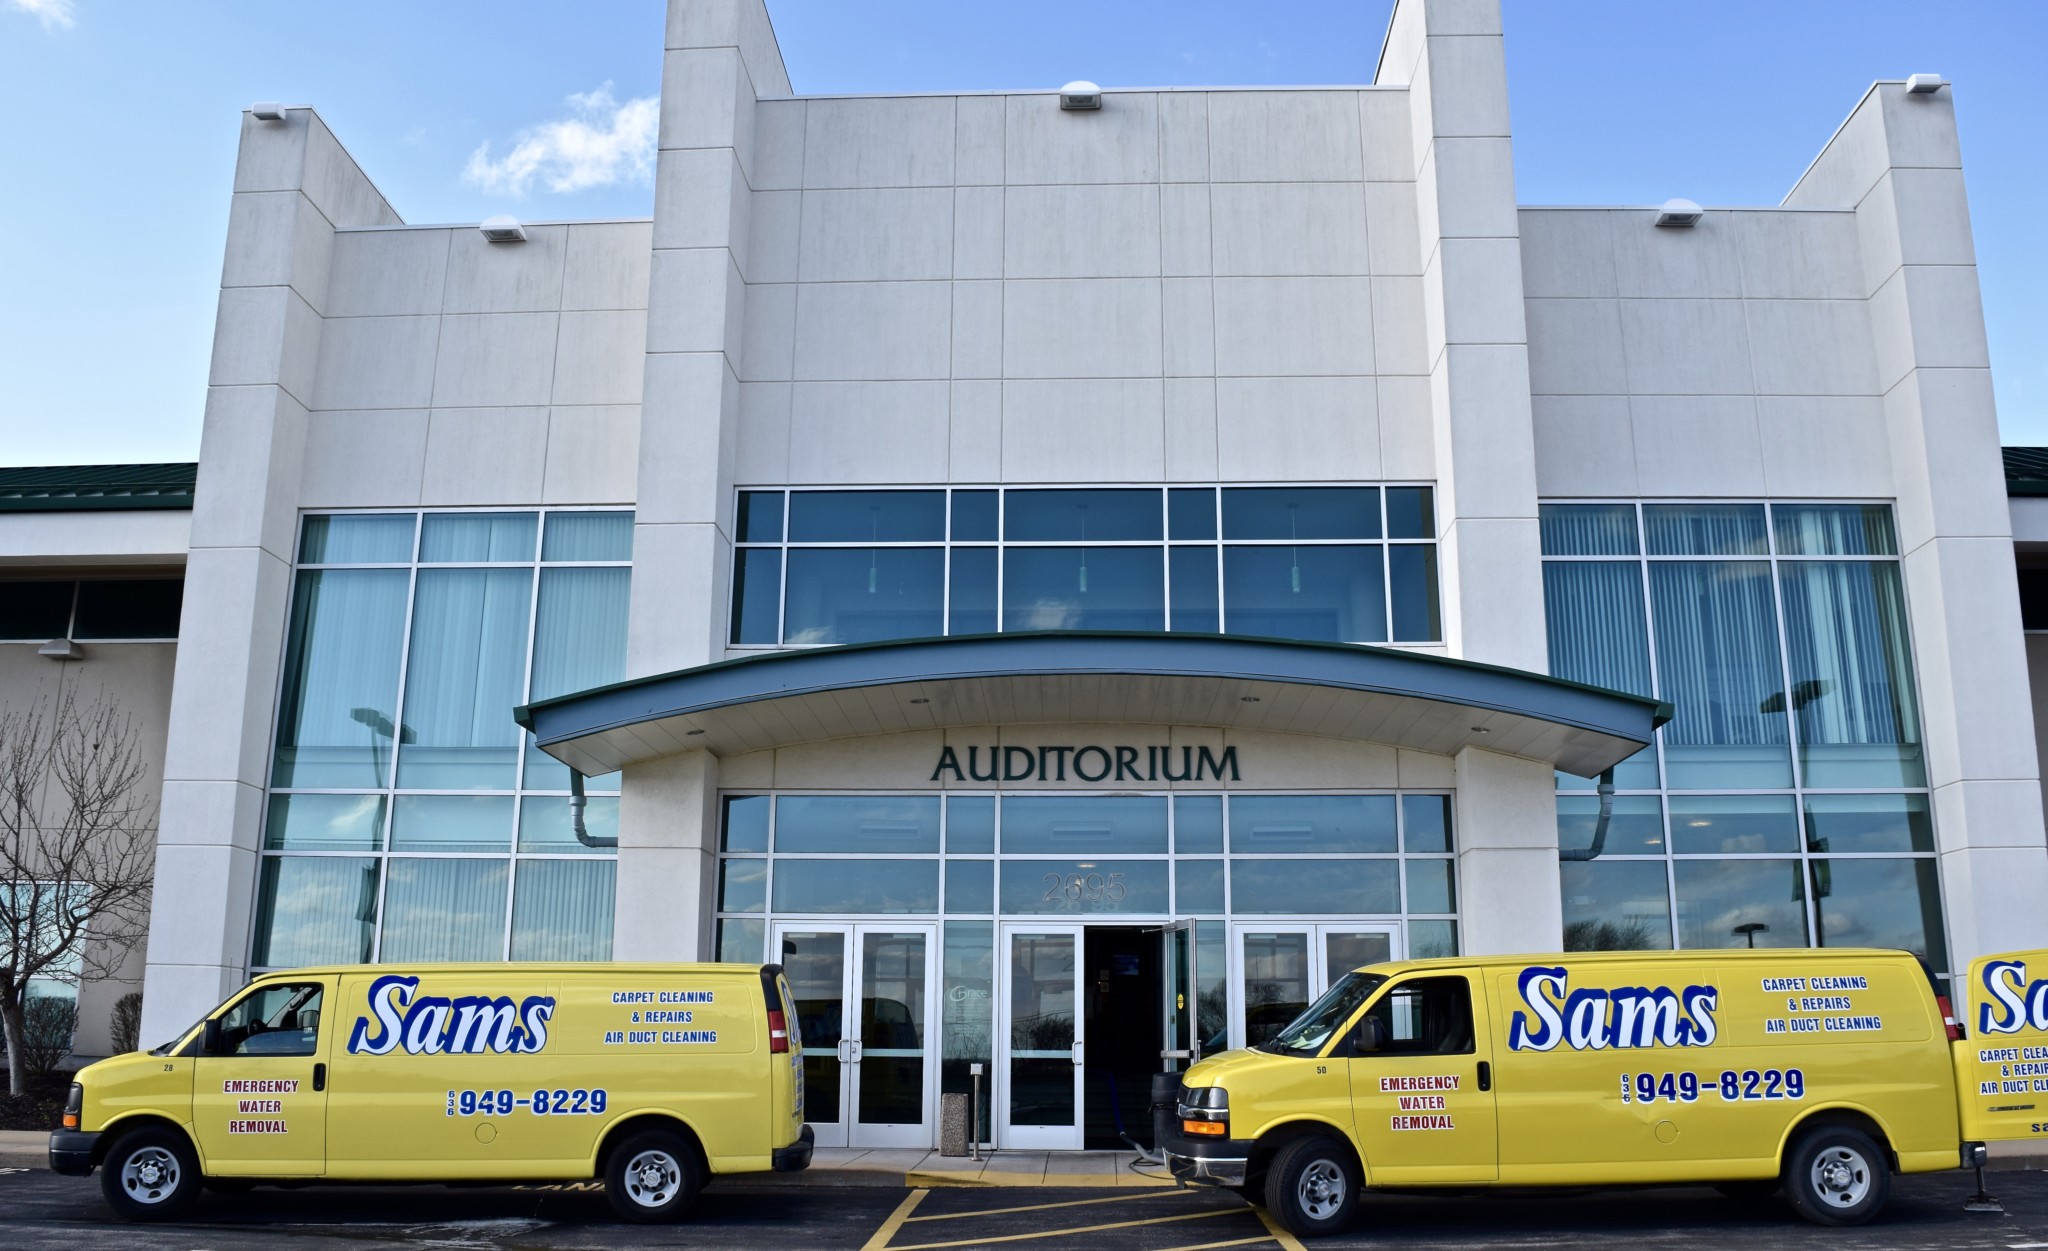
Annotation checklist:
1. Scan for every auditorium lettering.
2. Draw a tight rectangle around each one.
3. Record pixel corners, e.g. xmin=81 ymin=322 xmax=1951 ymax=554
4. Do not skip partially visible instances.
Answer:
xmin=930 ymin=744 xmax=1241 ymax=784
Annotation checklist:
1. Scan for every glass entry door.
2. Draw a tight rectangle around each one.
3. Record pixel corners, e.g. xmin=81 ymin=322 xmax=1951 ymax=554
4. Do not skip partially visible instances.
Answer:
xmin=1231 ymin=923 xmax=1401 ymax=1051
xmin=774 ymin=923 xmax=938 ymax=1149
xmin=999 ymin=924 xmax=1084 ymax=1150
xmin=1159 ymin=919 xmax=1200 ymax=1071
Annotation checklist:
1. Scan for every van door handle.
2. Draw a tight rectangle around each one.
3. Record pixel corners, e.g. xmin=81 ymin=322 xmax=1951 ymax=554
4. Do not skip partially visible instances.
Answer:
xmin=1476 ymin=1061 xmax=1491 ymax=1092
xmin=313 ymin=1063 xmax=326 ymax=1093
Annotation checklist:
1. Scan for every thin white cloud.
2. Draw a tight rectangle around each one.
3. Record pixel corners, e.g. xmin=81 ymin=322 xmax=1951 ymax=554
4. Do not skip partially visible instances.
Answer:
xmin=463 ymin=82 xmax=657 ymax=197
xmin=9 ymin=0 xmax=76 ymax=31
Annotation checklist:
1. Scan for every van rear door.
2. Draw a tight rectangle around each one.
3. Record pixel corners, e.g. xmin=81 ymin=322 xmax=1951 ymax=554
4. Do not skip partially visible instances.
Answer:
xmin=1955 ymin=948 xmax=2048 ymax=1145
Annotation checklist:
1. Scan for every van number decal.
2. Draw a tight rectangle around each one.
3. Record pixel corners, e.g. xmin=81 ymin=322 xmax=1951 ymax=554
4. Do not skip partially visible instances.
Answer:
xmin=447 ymin=1088 xmax=609 ymax=1117
xmin=1619 ymin=1069 xmax=1804 ymax=1104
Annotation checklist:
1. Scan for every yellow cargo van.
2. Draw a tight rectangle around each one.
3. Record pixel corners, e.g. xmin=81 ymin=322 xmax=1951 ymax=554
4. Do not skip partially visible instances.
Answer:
xmin=48 ymin=962 xmax=812 ymax=1222
xmin=1164 ymin=947 xmax=2046 ymax=1238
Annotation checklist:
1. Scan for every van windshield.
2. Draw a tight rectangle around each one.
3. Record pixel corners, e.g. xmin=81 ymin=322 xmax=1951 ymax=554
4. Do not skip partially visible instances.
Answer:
xmin=1259 ymin=972 xmax=1387 ymax=1057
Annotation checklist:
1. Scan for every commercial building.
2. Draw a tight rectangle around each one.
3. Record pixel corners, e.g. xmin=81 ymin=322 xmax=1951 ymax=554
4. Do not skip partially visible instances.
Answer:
xmin=3 ymin=0 xmax=2043 ymax=1150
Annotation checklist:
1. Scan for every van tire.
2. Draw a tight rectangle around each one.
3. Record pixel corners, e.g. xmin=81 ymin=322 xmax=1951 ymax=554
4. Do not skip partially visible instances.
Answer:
xmin=1263 ymin=1134 xmax=1359 ymax=1238
xmin=99 ymin=1127 xmax=202 ymax=1221
xmin=1782 ymin=1125 xmax=1889 ymax=1227
xmin=604 ymin=1129 xmax=704 ymax=1223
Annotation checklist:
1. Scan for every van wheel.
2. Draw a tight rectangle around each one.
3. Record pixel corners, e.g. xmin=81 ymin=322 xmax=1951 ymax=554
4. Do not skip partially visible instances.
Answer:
xmin=604 ymin=1129 xmax=704 ymax=1223
xmin=1263 ymin=1135 xmax=1359 ymax=1238
xmin=1782 ymin=1126 xmax=1889 ymax=1227
xmin=100 ymin=1127 xmax=202 ymax=1221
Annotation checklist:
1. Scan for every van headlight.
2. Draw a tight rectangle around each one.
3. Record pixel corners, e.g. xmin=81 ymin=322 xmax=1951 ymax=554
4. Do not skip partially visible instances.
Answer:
xmin=1178 ymin=1085 xmax=1229 ymax=1137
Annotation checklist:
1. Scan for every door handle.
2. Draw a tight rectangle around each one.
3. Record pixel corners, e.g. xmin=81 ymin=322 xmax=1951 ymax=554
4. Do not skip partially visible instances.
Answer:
xmin=1072 ymin=1040 xmax=1084 ymax=1066
xmin=1476 ymin=1061 xmax=1492 ymax=1092
xmin=312 ymin=1063 xmax=326 ymax=1093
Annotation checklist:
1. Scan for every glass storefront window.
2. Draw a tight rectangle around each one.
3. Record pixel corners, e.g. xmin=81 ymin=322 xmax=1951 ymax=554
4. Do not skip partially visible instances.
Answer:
xmin=1672 ymin=859 xmax=1809 ymax=949
xmin=1003 ymin=547 xmax=1164 ymax=632
xmin=772 ymin=859 xmax=941 ymax=914
xmin=1223 ymin=545 xmax=1386 ymax=643
xmin=1667 ymin=795 xmax=1800 ymax=855
xmin=941 ymin=920 xmax=994 ymax=1141
xmin=1809 ymin=858 xmax=1947 ymax=968
xmin=1231 ymin=859 xmax=1399 ymax=914
xmin=1229 ymin=794 xmax=1396 ymax=854
xmin=784 ymin=548 xmax=945 ymax=644
xmin=946 ymin=860 xmax=994 ymax=913
xmin=257 ymin=510 xmax=629 ymax=971
xmin=776 ymin=796 xmax=941 ymax=854
xmin=999 ymin=795 xmax=1167 ymax=855
xmin=1561 ymin=860 xmax=1673 ymax=951
xmin=1803 ymin=793 xmax=1934 ymax=853
xmin=998 ymin=860 xmax=1170 ymax=915
xmin=720 ymin=858 xmax=768 ymax=913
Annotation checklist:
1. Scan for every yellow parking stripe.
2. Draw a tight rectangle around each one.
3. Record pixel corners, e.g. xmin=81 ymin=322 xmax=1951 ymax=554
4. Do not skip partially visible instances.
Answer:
xmin=885 ymin=1206 xmax=1239 ymax=1250
xmin=904 ymin=1188 xmax=1188 ymax=1221
xmin=1152 ymin=1237 xmax=1277 ymax=1251
xmin=1252 ymin=1206 xmax=1309 ymax=1251
xmin=861 ymin=1188 xmax=930 ymax=1251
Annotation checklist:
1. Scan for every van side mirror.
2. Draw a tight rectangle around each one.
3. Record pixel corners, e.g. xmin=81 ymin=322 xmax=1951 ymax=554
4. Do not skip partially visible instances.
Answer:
xmin=202 ymin=1019 xmax=223 ymax=1056
xmin=1353 ymin=1015 xmax=1387 ymax=1054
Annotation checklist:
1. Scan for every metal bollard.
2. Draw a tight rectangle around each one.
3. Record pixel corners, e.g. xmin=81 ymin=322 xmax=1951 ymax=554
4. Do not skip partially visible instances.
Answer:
xmin=970 ymin=1062 xmax=984 ymax=1161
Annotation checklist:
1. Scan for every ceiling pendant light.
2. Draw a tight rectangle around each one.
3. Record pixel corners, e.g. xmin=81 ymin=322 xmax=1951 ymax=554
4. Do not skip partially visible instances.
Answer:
xmin=1289 ymin=504 xmax=1302 ymax=594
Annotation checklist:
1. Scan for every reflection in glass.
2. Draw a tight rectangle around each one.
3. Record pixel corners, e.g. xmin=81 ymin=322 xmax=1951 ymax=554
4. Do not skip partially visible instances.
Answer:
xmin=722 ymin=795 xmax=771 ymax=852
xmin=999 ymin=795 xmax=1167 ymax=854
xmin=789 ymin=490 xmax=945 ymax=542
xmin=1779 ymin=561 xmax=1925 ymax=787
xmin=941 ymin=921 xmax=994 ymax=1142
xmin=1222 ymin=488 xmax=1379 ymax=540
xmin=949 ymin=547 xmax=997 ymax=635
xmin=518 ymin=795 xmax=618 ymax=854
xmin=1772 ymin=504 xmax=1897 ymax=557
xmin=783 ymin=548 xmax=944 ymax=644
xmin=718 ymin=917 xmax=764 ymax=963
xmin=1539 ymin=504 xmax=1638 ymax=557
xmin=1229 ymin=794 xmax=1395 ymax=853
xmin=1175 ymin=795 xmax=1224 ymax=853
xmin=1556 ymin=746 xmax=1660 ymax=793
xmin=1408 ymin=919 xmax=1459 ymax=960
xmin=720 ymin=858 xmax=768 ymax=913
xmin=541 ymin=511 xmax=633 ymax=561
xmin=1241 ymin=932 xmax=1310 ymax=1048
xmin=397 ymin=568 xmax=530 ymax=789
xmin=781 ymin=930 xmax=847 ymax=1124
xmin=1230 ymin=860 xmax=1398 ymax=914
xmin=1404 ymin=860 xmax=1456 ymax=914
xmin=999 ymin=860 xmax=1170 ymax=915
xmin=1009 ymin=932 xmax=1076 ymax=1126
xmin=389 ymin=795 xmax=513 ymax=853
xmin=1672 ymin=859 xmax=1808 ymax=949
xmin=264 ymin=793 xmax=385 ymax=851
xmin=859 ymin=932 xmax=928 ymax=1125
xmin=272 ymin=569 xmax=409 ymax=788
xmin=1224 ymin=545 xmax=1385 ymax=642
xmin=946 ymin=795 xmax=995 ymax=853
xmin=1326 ymin=931 xmax=1392 ymax=975
xmin=777 ymin=795 xmax=942 ymax=854
xmin=530 ymin=567 xmax=632 ymax=701
xmin=1003 ymin=547 xmax=1163 ymax=631
xmin=1004 ymin=489 xmax=1161 ymax=541
xmin=252 ymin=857 xmax=378 ymax=967
xmin=1544 ymin=562 xmax=1651 ymax=696
xmin=946 ymin=860 xmax=994 ymax=913
xmin=1175 ymin=860 xmax=1224 ymax=914
xmin=1169 ymin=546 xmax=1220 ymax=632
xmin=1389 ymin=545 xmax=1441 ymax=641
xmin=1667 ymin=795 xmax=1799 ymax=855
xmin=1803 ymin=794 xmax=1934 ymax=853
xmin=1649 ymin=561 xmax=1792 ymax=788
xmin=379 ymin=858 xmax=507 ymax=962
xmin=299 ymin=514 xmax=414 ymax=564
xmin=1643 ymin=504 xmax=1769 ymax=556
xmin=773 ymin=860 xmax=940 ymax=913
xmin=1809 ymin=859 xmax=1947 ymax=969
xmin=730 ymin=549 xmax=782 ymax=644
xmin=1401 ymin=794 xmax=1454 ymax=852
xmin=1560 ymin=860 xmax=1672 ymax=951
xmin=419 ymin=512 xmax=536 ymax=562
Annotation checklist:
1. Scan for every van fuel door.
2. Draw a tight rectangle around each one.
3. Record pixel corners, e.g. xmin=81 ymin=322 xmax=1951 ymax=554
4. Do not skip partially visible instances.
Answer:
xmin=1955 ymin=948 xmax=2048 ymax=1145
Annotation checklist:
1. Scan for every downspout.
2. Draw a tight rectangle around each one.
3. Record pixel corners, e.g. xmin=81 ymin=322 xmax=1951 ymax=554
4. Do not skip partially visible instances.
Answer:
xmin=570 ymin=770 xmax=617 ymax=849
xmin=1557 ymin=768 xmax=1615 ymax=862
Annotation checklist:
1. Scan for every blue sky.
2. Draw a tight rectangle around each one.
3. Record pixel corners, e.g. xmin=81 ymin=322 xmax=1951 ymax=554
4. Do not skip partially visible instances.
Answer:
xmin=2 ymin=0 xmax=2043 ymax=465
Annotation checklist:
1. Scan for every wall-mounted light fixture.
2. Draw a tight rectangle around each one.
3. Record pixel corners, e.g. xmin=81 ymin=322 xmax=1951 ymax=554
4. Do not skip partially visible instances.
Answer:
xmin=479 ymin=215 xmax=527 ymax=243
xmin=1906 ymin=73 xmax=1948 ymax=94
xmin=1655 ymin=197 xmax=1704 ymax=228
xmin=39 ymin=639 xmax=86 ymax=661
xmin=251 ymin=102 xmax=286 ymax=121
xmin=1059 ymin=81 xmax=1102 ymax=111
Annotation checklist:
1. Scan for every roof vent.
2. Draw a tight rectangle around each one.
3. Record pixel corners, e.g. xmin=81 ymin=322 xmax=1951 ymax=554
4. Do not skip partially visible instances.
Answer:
xmin=1905 ymin=73 xmax=1948 ymax=94
xmin=1059 ymin=81 xmax=1102 ymax=111
xmin=250 ymin=102 xmax=286 ymax=121
xmin=1655 ymin=198 xmax=1704 ymax=228
xmin=479 ymin=215 xmax=528 ymax=244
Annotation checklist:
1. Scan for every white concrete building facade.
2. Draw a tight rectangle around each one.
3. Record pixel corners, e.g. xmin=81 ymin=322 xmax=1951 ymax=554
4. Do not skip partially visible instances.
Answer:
xmin=6 ymin=0 xmax=2042 ymax=1150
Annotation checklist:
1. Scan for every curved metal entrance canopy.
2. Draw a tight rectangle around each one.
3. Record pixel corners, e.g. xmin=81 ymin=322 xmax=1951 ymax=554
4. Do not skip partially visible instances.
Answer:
xmin=515 ymin=632 xmax=1669 ymax=780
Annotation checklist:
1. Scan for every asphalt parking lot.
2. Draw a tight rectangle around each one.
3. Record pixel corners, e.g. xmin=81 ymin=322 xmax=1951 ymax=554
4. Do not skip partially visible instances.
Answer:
xmin=5 ymin=1167 xmax=2048 ymax=1249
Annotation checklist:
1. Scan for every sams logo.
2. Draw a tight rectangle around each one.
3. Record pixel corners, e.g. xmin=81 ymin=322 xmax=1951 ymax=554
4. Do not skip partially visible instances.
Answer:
xmin=1978 ymin=960 xmax=2048 ymax=1036
xmin=346 ymin=974 xmax=555 ymax=1056
xmin=1506 ymin=966 xmax=1719 ymax=1052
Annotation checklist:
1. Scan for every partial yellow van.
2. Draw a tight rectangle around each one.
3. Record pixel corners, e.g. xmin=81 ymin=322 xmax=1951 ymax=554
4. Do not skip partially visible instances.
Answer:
xmin=48 ymin=962 xmax=812 ymax=1222
xmin=1163 ymin=947 xmax=2037 ymax=1238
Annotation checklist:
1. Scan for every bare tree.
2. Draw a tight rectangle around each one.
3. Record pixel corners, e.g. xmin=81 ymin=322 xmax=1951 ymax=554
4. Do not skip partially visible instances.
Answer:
xmin=0 ymin=687 xmax=156 ymax=1096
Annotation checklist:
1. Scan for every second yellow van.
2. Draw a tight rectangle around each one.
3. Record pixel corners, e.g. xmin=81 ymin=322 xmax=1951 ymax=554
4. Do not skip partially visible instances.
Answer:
xmin=1163 ymin=946 xmax=2027 ymax=1237
xmin=49 ymin=962 xmax=812 ymax=1222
